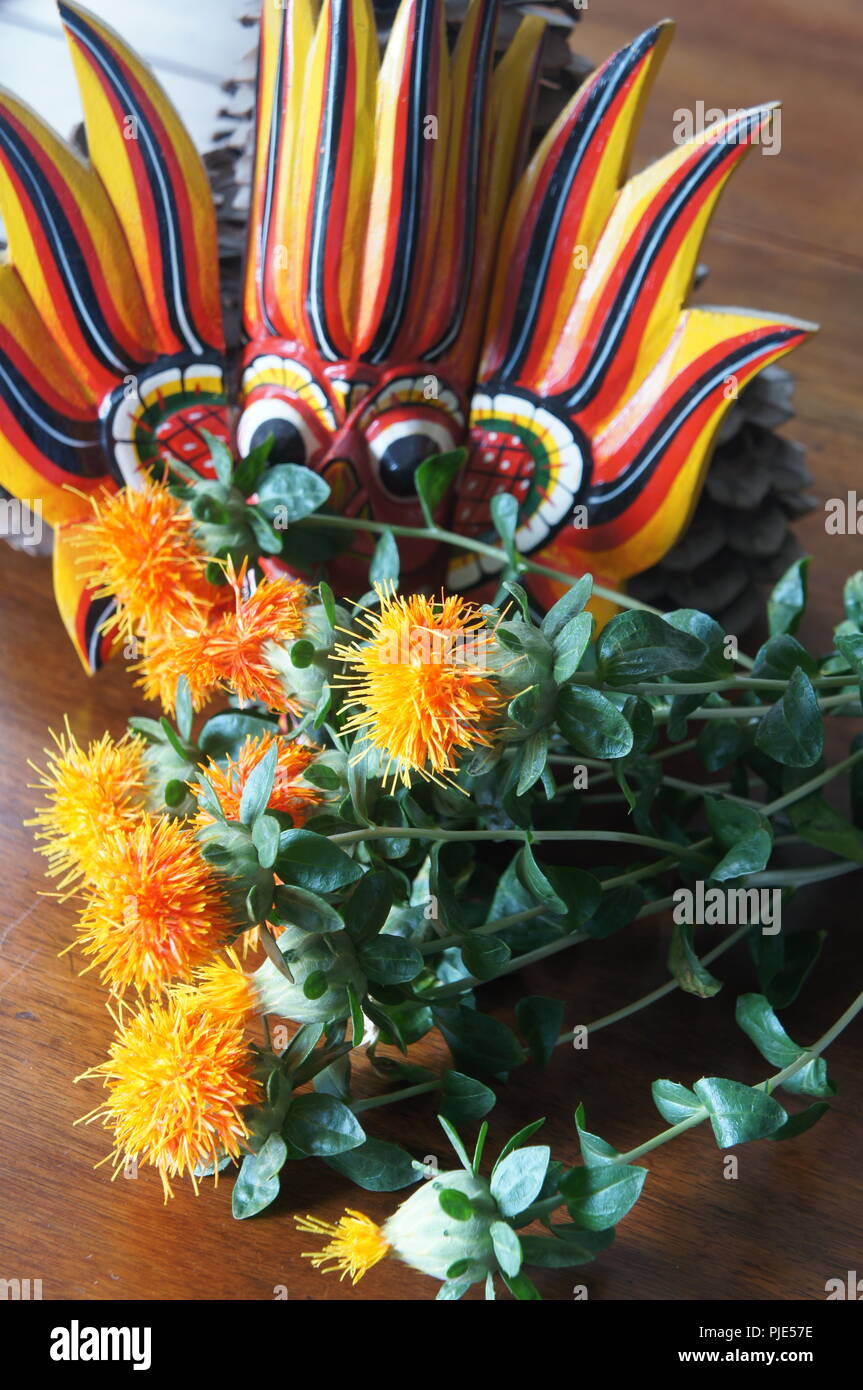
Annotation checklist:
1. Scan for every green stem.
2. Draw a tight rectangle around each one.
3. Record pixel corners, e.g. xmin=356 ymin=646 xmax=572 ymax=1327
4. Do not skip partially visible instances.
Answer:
xmin=760 ymin=745 xmax=863 ymax=818
xmin=555 ymin=925 xmax=749 ymax=1048
xmin=652 ymin=692 xmax=860 ymax=723
xmin=331 ymin=825 xmax=699 ymax=856
xmin=350 ymin=1079 xmax=441 ymax=1113
xmin=576 ymin=675 xmax=852 ymax=696
xmin=616 ymin=983 xmax=863 ymax=1165
xmin=299 ymin=511 xmax=663 ymax=620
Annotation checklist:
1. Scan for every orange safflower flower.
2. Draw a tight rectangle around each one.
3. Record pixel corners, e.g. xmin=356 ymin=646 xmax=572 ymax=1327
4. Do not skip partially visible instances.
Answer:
xmin=28 ymin=721 xmax=148 ymax=892
xmin=333 ymin=589 xmax=505 ymax=788
xmin=136 ymin=563 xmax=308 ymax=712
xmin=72 ymin=479 xmax=214 ymax=639
xmin=73 ymin=814 xmax=235 ymax=993
xmin=78 ymin=993 xmax=260 ymax=1199
xmin=194 ymin=733 xmax=323 ymax=828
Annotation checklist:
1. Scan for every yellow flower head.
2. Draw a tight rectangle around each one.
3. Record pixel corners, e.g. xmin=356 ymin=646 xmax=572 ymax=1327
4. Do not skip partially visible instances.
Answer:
xmin=194 ymin=733 xmax=323 ymax=828
xmin=175 ymin=948 xmax=258 ymax=1027
xmin=78 ymin=993 xmax=260 ymax=1199
xmin=334 ymin=589 xmax=505 ymax=788
xmin=73 ymin=479 xmax=214 ymax=639
xmin=296 ymin=1210 xmax=391 ymax=1284
xmin=28 ymin=721 xmax=148 ymax=891
xmin=73 ymin=814 xmax=234 ymax=993
xmin=136 ymin=563 xmax=308 ymax=713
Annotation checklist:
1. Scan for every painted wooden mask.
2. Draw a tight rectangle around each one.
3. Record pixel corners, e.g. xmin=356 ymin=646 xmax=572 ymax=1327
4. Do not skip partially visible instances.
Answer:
xmin=0 ymin=0 xmax=812 ymax=668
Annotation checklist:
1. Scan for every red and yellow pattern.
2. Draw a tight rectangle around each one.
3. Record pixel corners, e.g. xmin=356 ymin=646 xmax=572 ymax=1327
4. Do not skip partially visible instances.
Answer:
xmin=0 ymin=2 xmax=814 ymax=664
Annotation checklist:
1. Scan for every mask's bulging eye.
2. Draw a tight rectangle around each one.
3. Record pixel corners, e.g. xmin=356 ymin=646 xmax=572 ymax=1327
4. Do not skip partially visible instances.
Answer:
xmin=367 ymin=419 xmax=459 ymax=500
xmin=237 ymin=397 xmax=327 ymax=467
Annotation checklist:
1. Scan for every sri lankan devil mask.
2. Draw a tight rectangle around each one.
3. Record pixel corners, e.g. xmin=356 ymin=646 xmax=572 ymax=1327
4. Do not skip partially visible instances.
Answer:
xmin=0 ymin=0 xmax=813 ymax=669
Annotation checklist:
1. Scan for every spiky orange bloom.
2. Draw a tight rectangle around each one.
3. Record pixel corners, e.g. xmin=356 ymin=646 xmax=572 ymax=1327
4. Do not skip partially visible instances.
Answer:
xmin=28 ymin=721 xmax=148 ymax=891
xmin=73 ymin=814 xmax=235 ymax=993
xmin=194 ymin=733 xmax=323 ymax=828
xmin=296 ymin=1210 xmax=391 ymax=1283
xmin=334 ymin=590 xmax=505 ymax=788
xmin=78 ymin=993 xmax=261 ymax=1199
xmin=175 ymin=948 xmax=258 ymax=1027
xmin=72 ymin=479 xmax=215 ymax=639
xmin=136 ymin=564 xmax=308 ymax=712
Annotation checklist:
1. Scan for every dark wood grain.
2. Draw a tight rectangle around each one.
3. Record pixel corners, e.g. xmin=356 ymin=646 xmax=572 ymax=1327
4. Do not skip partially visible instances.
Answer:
xmin=1 ymin=0 xmax=861 ymax=1302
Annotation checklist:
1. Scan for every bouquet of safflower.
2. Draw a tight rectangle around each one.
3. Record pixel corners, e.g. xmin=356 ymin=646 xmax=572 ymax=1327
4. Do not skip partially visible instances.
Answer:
xmin=26 ymin=439 xmax=863 ymax=1300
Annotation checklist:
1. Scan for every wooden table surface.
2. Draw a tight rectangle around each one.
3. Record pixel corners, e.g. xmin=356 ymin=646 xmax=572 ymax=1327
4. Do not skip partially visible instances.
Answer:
xmin=1 ymin=0 xmax=861 ymax=1302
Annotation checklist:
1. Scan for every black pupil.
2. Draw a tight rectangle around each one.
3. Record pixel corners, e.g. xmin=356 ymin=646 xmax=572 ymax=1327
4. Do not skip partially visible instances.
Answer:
xmin=250 ymin=418 xmax=306 ymax=465
xmin=379 ymin=433 xmax=437 ymax=497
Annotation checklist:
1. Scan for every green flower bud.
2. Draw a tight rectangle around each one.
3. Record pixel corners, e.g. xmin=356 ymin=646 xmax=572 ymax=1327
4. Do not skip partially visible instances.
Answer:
xmin=383 ymin=1170 xmax=499 ymax=1281
xmin=251 ymin=927 xmax=365 ymax=1025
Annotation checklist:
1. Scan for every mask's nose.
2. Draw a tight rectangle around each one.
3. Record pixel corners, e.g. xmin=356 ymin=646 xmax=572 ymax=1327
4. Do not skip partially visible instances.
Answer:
xmin=319 ymin=427 xmax=369 ymax=514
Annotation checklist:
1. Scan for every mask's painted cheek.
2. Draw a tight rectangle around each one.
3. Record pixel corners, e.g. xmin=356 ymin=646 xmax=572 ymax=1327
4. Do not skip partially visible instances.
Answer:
xmin=100 ymin=355 xmax=230 ymax=487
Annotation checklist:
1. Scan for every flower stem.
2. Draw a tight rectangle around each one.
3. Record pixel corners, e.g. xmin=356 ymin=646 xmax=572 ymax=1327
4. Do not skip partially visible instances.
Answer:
xmin=554 ymin=925 xmax=749 ymax=1048
xmin=331 ymin=825 xmax=702 ymax=857
xmin=350 ymin=1079 xmax=441 ymax=1113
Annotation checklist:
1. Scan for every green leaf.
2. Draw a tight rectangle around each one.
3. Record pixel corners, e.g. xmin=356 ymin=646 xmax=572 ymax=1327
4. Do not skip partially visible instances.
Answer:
xmin=490 ymin=492 xmax=519 ymax=559
xmin=752 ymin=634 xmax=818 ymax=681
xmin=434 ymin=1005 xmax=526 ymax=1076
xmin=342 ymin=871 xmax=393 ymax=944
xmin=357 ymin=935 xmax=423 ymax=985
xmin=438 ymin=1115 xmax=473 ymax=1172
xmin=252 ymin=813 xmax=281 ymax=869
xmin=275 ymin=830 xmax=364 ymax=892
xmin=491 ymin=1221 xmax=522 ymax=1277
xmin=439 ymin=1187 xmax=474 ymax=1221
xmin=785 ymin=791 xmax=863 ymax=864
xmin=436 ymin=1275 xmax=476 ymax=1301
xmin=768 ymin=556 xmax=810 ymax=636
xmin=651 ymin=1079 xmax=702 ymax=1125
xmin=520 ymin=1228 xmax=613 ymax=1267
xmin=174 ymin=676 xmax=193 ymax=742
xmin=520 ymin=843 xmax=566 ymax=914
xmin=540 ymin=575 xmax=593 ymax=641
xmin=555 ymin=685 xmax=634 ymax=759
xmin=272 ymin=884 xmax=344 ymax=933
xmin=734 ymin=994 xmax=833 ymax=1097
xmin=552 ymin=611 xmax=593 ymax=684
xmin=239 ymin=743 xmax=278 ymax=825
xmin=500 ymin=1270 xmax=541 ymax=1300
xmin=515 ymin=728 xmax=549 ymax=797
xmin=667 ymin=921 xmax=722 ymax=999
xmin=303 ymin=762 xmax=342 ymax=791
xmin=560 ymin=1162 xmax=647 ymax=1231
xmin=767 ymin=1101 xmax=830 ymax=1141
xmin=369 ymin=527 xmax=400 ymax=588
xmin=596 ymin=611 xmax=707 ymax=683
xmin=439 ymin=1070 xmax=496 ymax=1124
xmin=754 ymin=667 xmax=823 ymax=768
xmin=231 ymin=1134 xmax=287 ymax=1219
xmin=163 ymin=778 xmax=187 ymax=809
xmin=346 ymin=982 xmax=365 ymax=1049
xmin=460 ymin=933 xmax=511 ymax=979
xmin=490 ymin=1147 xmax=550 ymax=1217
xmin=414 ymin=449 xmax=465 ymax=529
xmin=493 ymin=1119 xmax=547 ymax=1172
xmin=324 ymin=1137 xmax=421 ymax=1190
xmin=256 ymin=463 xmax=330 ymax=521
xmin=516 ymin=996 xmax=564 ymax=1067
xmin=198 ymin=711 xmax=278 ymax=758
xmin=706 ymin=797 xmax=773 ymax=879
xmin=573 ymin=1105 xmax=619 ymax=1166
xmin=203 ymin=430 xmax=234 ymax=487
xmin=692 ymin=1077 xmax=787 ymax=1147
xmin=283 ymin=1094 xmax=365 ymax=1156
